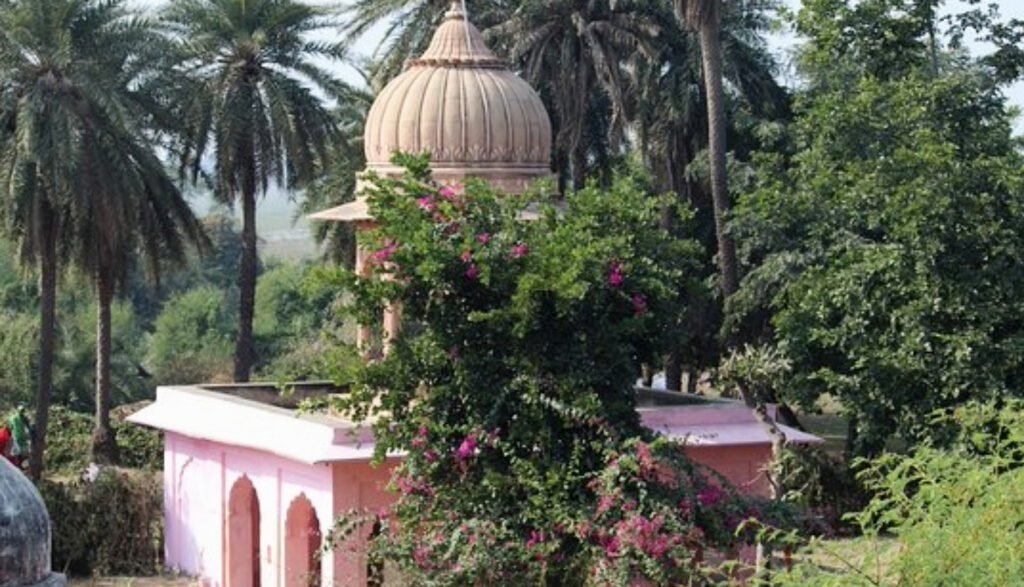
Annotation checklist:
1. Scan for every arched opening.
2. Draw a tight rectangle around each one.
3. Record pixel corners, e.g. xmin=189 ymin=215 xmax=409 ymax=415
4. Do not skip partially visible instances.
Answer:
xmin=227 ymin=476 xmax=261 ymax=587
xmin=284 ymin=494 xmax=322 ymax=587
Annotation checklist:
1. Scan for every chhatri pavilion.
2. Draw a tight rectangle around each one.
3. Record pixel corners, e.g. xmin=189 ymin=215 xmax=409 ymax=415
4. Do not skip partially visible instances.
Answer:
xmin=129 ymin=4 xmax=820 ymax=586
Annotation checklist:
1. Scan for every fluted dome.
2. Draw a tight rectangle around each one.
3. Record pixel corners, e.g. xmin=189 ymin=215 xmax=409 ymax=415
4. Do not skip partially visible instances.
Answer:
xmin=0 ymin=459 xmax=65 ymax=587
xmin=363 ymin=1 xmax=552 ymax=193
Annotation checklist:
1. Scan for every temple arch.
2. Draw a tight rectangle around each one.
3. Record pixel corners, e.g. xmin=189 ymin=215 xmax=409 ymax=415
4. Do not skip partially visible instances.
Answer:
xmin=226 ymin=475 xmax=261 ymax=587
xmin=284 ymin=493 xmax=322 ymax=587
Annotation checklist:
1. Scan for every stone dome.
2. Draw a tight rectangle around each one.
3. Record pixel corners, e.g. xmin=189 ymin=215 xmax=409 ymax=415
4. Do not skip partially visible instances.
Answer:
xmin=363 ymin=1 xmax=552 ymax=193
xmin=0 ymin=459 xmax=64 ymax=587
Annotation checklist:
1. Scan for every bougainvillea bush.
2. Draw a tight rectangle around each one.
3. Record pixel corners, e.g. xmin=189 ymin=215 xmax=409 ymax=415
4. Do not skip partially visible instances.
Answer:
xmin=332 ymin=155 xmax=794 ymax=585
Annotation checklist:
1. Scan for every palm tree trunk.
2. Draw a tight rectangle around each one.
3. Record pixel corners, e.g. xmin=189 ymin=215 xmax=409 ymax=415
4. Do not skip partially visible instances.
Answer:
xmin=234 ymin=185 xmax=258 ymax=382
xmin=699 ymin=5 xmax=740 ymax=300
xmin=29 ymin=205 xmax=58 ymax=480
xmin=91 ymin=266 xmax=119 ymax=465
xmin=661 ymin=151 xmax=684 ymax=392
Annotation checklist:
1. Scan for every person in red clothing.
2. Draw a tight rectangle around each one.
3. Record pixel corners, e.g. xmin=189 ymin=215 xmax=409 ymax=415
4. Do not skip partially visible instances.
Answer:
xmin=0 ymin=424 xmax=13 ymax=466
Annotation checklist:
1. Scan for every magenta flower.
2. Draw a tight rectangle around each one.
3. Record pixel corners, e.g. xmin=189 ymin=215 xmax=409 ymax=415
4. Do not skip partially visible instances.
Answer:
xmin=632 ymin=293 xmax=648 ymax=317
xmin=476 ymin=232 xmax=491 ymax=245
xmin=371 ymin=242 xmax=398 ymax=264
xmin=417 ymin=196 xmax=437 ymax=212
xmin=424 ymin=449 xmax=439 ymax=463
xmin=608 ymin=262 xmax=625 ymax=288
xmin=511 ymin=243 xmax=529 ymax=259
xmin=698 ymin=486 xmax=725 ymax=508
xmin=439 ymin=184 xmax=461 ymax=200
xmin=526 ymin=530 xmax=546 ymax=549
xmin=465 ymin=264 xmax=480 ymax=281
xmin=455 ymin=433 xmax=479 ymax=460
xmin=604 ymin=537 xmax=621 ymax=559
xmin=460 ymin=250 xmax=474 ymax=263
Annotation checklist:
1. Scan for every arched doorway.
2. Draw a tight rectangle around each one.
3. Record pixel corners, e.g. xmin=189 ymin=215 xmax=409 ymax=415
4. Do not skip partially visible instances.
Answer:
xmin=284 ymin=494 xmax=322 ymax=587
xmin=227 ymin=476 xmax=261 ymax=587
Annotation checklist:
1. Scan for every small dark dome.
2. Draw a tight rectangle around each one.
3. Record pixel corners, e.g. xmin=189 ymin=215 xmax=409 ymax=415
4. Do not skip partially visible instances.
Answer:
xmin=0 ymin=458 xmax=53 ymax=587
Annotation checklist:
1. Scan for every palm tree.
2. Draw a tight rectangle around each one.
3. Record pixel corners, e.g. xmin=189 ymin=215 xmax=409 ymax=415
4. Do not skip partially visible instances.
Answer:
xmin=343 ymin=0 xmax=511 ymax=88
xmin=300 ymin=80 xmax=374 ymax=268
xmin=632 ymin=1 xmax=788 ymax=389
xmin=673 ymin=0 xmax=739 ymax=301
xmin=163 ymin=0 xmax=347 ymax=382
xmin=0 ymin=0 xmax=207 ymax=468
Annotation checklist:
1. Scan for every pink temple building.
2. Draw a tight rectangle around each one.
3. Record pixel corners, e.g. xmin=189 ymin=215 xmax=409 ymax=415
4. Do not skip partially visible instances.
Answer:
xmin=129 ymin=4 xmax=821 ymax=585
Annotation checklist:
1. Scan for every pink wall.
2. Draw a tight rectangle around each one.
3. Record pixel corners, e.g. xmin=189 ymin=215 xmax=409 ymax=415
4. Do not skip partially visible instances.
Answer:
xmin=330 ymin=460 xmax=398 ymax=585
xmin=164 ymin=433 xmax=336 ymax=586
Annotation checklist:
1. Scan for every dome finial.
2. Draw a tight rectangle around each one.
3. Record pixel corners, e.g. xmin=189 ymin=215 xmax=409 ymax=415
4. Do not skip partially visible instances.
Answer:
xmin=446 ymin=0 xmax=466 ymax=19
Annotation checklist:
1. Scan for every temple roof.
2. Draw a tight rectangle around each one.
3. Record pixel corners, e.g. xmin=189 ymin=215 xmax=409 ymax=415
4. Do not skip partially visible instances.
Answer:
xmin=363 ymin=1 xmax=552 ymax=186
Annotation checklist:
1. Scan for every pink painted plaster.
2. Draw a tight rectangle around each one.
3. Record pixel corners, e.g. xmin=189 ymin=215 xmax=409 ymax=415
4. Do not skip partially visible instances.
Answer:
xmin=136 ymin=386 xmax=821 ymax=585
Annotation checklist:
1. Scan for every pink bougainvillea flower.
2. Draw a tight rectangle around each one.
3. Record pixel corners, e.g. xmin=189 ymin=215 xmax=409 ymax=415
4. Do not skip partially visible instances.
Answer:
xmin=604 ymin=537 xmax=621 ymax=559
xmin=460 ymin=250 xmax=474 ymax=263
xmin=632 ymin=293 xmax=648 ymax=317
xmin=371 ymin=242 xmax=399 ymax=264
xmin=439 ymin=184 xmax=461 ymax=200
xmin=511 ymin=243 xmax=529 ymax=259
xmin=455 ymin=433 xmax=479 ymax=460
xmin=465 ymin=264 xmax=480 ymax=281
xmin=476 ymin=232 xmax=491 ymax=245
xmin=424 ymin=449 xmax=439 ymax=463
xmin=417 ymin=196 xmax=437 ymax=212
xmin=526 ymin=530 xmax=546 ymax=549
xmin=608 ymin=262 xmax=625 ymax=288
xmin=698 ymin=486 xmax=725 ymax=508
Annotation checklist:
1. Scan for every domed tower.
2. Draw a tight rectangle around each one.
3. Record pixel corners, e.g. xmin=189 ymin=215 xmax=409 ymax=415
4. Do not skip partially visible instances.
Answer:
xmin=312 ymin=1 xmax=553 ymax=353
xmin=0 ymin=459 xmax=66 ymax=587
xmin=363 ymin=1 xmax=552 ymax=192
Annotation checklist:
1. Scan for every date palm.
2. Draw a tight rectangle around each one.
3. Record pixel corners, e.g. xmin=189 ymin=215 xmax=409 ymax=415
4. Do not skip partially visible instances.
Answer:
xmin=632 ymin=1 xmax=787 ymax=388
xmin=163 ymin=0 xmax=347 ymax=382
xmin=0 ymin=0 xmax=207 ymax=467
xmin=300 ymin=81 xmax=374 ymax=268
xmin=673 ymin=0 xmax=740 ymax=301
xmin=343 ymin=0 xmax=512 ymax=88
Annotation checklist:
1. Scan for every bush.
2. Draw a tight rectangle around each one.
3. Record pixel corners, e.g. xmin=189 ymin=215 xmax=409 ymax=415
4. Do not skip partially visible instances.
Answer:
xmin=40 ymin=467 xmax=163 ymax=577
xmin=332 ymin=157 xmax=798 ymax=585
xmin=779 ymin=400 xmax=1024 ymax=585
xmin=44 ymin=406 xmax=162 ymax=475
xmin=146 ymin=286 xmax=235 ymax=384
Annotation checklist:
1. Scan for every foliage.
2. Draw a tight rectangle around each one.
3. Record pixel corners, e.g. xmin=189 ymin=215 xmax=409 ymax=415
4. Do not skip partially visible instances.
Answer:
xmin=146 ymin=286 xmax=236 ymax=385
xmin=256 ymin=264 xmax=358 ymax=381
xmin=329 ymin=156 xmax=798 ymax=584
xmin=778 ymin=400 xmax=1024 ymax=586
xmin=40 ymin=467 xmax=163 ymax=577
xmin=163 ymin=0 xmax=350 ymax=381
xmin=0 ymin=312 xmax=38 ymax=411
xmin=733 ymin=0 xmax=1024 ymax=454
xmin=44 ymin=406 xmax=162 ymax=475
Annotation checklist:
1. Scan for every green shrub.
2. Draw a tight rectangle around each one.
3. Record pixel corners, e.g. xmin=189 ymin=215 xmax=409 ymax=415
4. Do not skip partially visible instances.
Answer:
xmin=779 ymin=400 xmax=1024 ymax=585
xmin=40 ymin=468 xmax=163 ymax=577
xmin=146 ymin=286 xmax=235 ymax=384
xmin=44 ymin=406 xmax=162 ymax=475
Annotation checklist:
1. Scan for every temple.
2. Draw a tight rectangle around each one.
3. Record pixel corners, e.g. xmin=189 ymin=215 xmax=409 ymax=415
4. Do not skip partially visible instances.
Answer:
xmin=129 ymin=4 xmax=820 ymax=586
